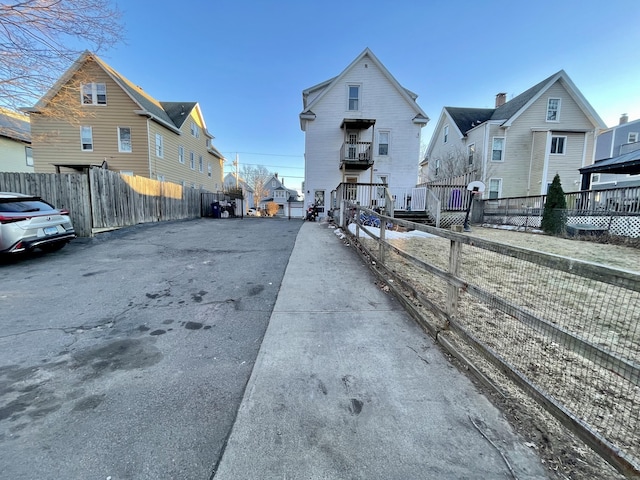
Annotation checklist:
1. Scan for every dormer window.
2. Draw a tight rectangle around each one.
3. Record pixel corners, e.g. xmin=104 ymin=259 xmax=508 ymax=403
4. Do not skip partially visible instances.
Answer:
xmin=546 ymin=98 xmax=561 ymax=122
xmin=348 ymin=85 xmax=360 ymax=111
xmin=82 ymin=83 xmax=106 ymax=105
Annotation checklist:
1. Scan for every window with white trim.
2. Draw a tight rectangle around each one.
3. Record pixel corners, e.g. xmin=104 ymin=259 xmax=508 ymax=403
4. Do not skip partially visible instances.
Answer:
xmin=155 ymin=133 xmax=164 ymax=158
xmin=25 ymin=146 xmax=33 ymax=166
xmin=81 ymin=126 xmax=93 ymax=151
xmin=378 ymin=131 xmax=389 ymax=155
xmin=443 ymin=125 xmax=449 ymax=143
xmin=591 ymin=173 xmax=600 ymax=183
xmin=467 ymin=144 xmax=475 ymax=165
xmin=435 ymin=158 xmax=440 ymax=176
xmin=120 ymin=170 xmax=134 ymax=176
xmin=198 ymin=155 xmax=203 ymax=173
xmin=81 ymin=83 xmax=107 ymax=105
xmin=492 ymin=137 xmax=505 ymax=161
xmin=629 ymin=132 xmax=639 ymax=143
xmin=190 ymin=122 xmax=200 ymax=138
xmin=118 ymin=127 xmax=132 ymax=152
xmin=489 ymin=178 xmax=502 ymax=199
xmin=546 ymin=98 xmax=561 ymax=121
xmin=348 ymin=85 xmax=360 ymax=111
xmin=207 ymin=163 xmax=212 ymax=177
xmin=190 ymin=151 xmax=195 ymax=170
xmin=178 ymin=146 xmax=185 ymax=164
xmin=550 ymin=135 xmax=566 ymax=154
xmin=275 ymin=190 xmax=286 ymax=199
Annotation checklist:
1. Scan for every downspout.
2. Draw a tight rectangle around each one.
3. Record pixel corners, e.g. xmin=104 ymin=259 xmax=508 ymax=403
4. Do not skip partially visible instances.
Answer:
xmin=527 ymin=131 xmax=535 ymax=195
xmin=482 ymin=122 xmax=489 ymax=183
xmin=540 ymin=132 xmax=551 ymax=194
xmin=369 ymin=125 xmax=375 ymax=204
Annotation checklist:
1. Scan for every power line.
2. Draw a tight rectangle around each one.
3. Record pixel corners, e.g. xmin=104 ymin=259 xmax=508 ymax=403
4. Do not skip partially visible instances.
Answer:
xmin=225 ymin=161 xmax=304 ymax=170
xmin=221 ymin=151 xmax=303 ymax=158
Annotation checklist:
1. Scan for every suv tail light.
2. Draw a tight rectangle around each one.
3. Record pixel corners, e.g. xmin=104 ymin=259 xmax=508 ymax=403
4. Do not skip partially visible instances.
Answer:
xmin=60 ymin=209 xmax=70 ymax=215
xmin=0 ymin=214 xmax=29 ymax=224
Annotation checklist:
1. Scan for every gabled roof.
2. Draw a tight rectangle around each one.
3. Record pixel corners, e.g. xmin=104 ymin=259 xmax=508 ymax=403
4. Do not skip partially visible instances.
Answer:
xmin=440 ymin=70 xmax=606 ymax=139
xmin=300 ymin=48 xmax=428 ymax=128
xmin=0 ymin=108 xmax=30 ymax=143
xmin=27 ymin=51 xmax=215 ymax=138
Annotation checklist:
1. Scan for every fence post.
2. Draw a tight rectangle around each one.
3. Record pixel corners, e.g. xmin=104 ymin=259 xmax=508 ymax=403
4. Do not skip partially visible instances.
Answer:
xmin=379 ymin=217 xmax=386 ymax=264
xmin=446 ymin=238 xmax=462 ymax=327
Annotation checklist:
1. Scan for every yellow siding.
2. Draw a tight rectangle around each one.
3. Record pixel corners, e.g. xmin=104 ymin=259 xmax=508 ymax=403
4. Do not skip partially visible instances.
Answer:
xmin=31 ymin=60 xmax=150 ymax=174
xmin=31 ymin=58 xmax=225 ymax=192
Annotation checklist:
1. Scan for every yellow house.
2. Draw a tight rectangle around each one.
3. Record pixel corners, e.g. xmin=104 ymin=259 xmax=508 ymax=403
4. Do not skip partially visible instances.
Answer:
xmin=24 ymin=51 xmax=224 ymax=190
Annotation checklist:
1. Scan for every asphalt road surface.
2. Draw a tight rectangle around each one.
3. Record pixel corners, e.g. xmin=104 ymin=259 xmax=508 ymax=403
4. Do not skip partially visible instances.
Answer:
xmin=0 ymin=217 xmax=302 ymax=480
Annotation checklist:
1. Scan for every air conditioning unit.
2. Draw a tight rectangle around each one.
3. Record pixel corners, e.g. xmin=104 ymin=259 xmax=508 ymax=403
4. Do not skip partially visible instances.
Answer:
xmin=358 ymin=153 xmax=366 ymax=160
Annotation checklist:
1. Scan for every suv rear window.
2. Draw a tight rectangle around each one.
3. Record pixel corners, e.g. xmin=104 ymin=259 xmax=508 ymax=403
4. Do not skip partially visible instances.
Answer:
xmin=0 ymin=199 xmax=56 ymax=213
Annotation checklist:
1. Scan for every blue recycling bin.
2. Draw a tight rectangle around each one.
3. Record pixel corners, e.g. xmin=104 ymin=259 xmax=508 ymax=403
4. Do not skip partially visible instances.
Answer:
xmin=211 ymin=203 xmax=221 ymax=218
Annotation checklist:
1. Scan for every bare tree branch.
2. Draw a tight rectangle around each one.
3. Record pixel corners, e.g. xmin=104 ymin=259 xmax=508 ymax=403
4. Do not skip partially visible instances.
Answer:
xmin=0 ymin=0 xmax=124 ymax=114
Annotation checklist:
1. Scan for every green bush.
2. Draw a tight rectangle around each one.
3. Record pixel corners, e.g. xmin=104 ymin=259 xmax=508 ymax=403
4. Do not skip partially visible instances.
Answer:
xmin=541 ymin=174 xmax=567 ymax=234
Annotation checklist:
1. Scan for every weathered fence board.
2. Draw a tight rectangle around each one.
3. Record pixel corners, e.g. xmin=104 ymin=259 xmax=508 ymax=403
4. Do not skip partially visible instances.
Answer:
xmin=0 ymin=170 xmax=206 ymax=237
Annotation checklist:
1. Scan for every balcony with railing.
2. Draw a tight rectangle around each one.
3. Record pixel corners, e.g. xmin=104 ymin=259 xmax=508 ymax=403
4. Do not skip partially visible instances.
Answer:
xmin=339 ymin=142 xmax=373 ymax=170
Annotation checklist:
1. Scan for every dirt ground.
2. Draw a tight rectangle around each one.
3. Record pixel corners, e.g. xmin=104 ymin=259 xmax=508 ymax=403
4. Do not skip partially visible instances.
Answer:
xmin=468 ymin=226 xmax=640 ymax=273
xmin=349 ymin=223 xmax=638 ymax=480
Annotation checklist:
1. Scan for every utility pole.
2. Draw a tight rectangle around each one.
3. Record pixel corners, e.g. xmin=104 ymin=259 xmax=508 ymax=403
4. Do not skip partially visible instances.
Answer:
xmin=233 ymin=153 xmax=239 ymax=189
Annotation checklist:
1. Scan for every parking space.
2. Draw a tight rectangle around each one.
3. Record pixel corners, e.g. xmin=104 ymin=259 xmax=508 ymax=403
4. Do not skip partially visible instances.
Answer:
xmin=0 ymin=217 xmax=302 ymax=479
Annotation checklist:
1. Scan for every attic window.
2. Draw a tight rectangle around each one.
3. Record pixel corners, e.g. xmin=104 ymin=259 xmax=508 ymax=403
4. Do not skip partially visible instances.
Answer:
xmin=82 ymin=83 xmax=106 ymax=105
xmin=190 ymin=122 xmax=199 ymax=138
xmin=546 ymin=98 xmax=561 ymax=122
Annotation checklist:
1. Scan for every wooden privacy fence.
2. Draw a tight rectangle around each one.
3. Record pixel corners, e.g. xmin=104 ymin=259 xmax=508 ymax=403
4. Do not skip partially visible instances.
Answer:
xmin=341 ymin=203 xmax=640 ymax=478
xmin=0 ymin=170 xmax=204 ymax=237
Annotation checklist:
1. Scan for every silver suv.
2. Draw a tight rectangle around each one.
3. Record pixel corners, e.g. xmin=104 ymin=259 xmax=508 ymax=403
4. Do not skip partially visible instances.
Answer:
xmin=0 ymin=192 xmax=76 ymax=254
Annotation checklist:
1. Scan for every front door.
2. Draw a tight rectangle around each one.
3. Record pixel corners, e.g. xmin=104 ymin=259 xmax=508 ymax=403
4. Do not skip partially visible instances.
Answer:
xmin=346 ymin=176 xmax=358 ymax=201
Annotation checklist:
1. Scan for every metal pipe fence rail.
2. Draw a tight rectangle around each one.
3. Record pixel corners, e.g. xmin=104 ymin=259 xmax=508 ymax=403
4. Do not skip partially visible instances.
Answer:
xmin=341 ymin=203 xmax=640 ymax=478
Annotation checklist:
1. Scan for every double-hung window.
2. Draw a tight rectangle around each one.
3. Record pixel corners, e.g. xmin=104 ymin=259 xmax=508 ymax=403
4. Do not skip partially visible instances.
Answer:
xmin=492 ymin=137 xmax=505 ymax=161
xmin=443 ymin=125 xmax=449 ymax=143
xmin=467 ymin=144 xmax=475 ymax=165
xmin=546 ymin=98 xmax=560 ymax=122
xmin=207 ymin=163 xmax=212 ymax=177
xmin=155 ymin=133 xmax=164 ymax=157
xmin=550 ymin=136 xmax=566 ymax=154
xmin=190 ymin=151 xmax=195 ymax=170
xmin=81 ymin=126 xmax=93 ymax=151
xmin=489 ymin=178 xmax=502 ymax=199
xmin=378 ymin=131 xmax=389 ymax=155
xmin=118 ymin=127 xmax=132 ymax=152
xmin=348 ymin=85 xmax=360 ymax=111
xmin=198 ymin=155 xmax=203 ymax=173
xmin=191 ymin=122 xmax=199 ymax=138
xmin=178 ymin=146 xmax=185 ymax=164
xmin=25 ymin=146 xmax=33 ymax=166
xmin=629 ymin=132 xmax=639 ymax=143
xmin=82 ymin=83 xmax=107 ymax=105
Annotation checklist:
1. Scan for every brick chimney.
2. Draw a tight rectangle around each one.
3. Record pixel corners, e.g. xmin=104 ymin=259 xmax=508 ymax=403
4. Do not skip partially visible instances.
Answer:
xmin=620 ymin=113 xmax=629 ymax=125
xmin=495 ymin=93 xmax=507 ymax=108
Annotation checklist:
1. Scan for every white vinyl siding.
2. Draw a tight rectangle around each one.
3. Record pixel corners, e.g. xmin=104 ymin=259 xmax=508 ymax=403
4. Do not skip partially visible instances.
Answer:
xmin=81 ymin=126 xmax=93 ymax=151
xmin=118 ymin=127 xmax=132 ymax=152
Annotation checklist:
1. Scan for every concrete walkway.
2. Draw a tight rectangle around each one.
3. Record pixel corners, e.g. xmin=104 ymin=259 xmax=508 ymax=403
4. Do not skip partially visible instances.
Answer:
xmin=213 ymin=221 xmax=547 ymax=479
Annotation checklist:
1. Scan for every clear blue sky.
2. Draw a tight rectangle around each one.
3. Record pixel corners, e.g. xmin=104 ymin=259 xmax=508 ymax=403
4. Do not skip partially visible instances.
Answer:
xmin=101 ymin=0 xmax=640 ymax=194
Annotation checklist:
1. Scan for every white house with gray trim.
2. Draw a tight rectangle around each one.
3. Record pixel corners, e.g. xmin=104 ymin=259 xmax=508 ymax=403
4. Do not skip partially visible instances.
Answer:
xmin=299 ymin=48 xmax=429 ymax=216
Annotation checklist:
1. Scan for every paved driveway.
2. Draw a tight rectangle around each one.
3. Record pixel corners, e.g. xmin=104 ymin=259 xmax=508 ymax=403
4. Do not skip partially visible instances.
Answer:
xmin=0 ymin=217 xmax=302 ymax=479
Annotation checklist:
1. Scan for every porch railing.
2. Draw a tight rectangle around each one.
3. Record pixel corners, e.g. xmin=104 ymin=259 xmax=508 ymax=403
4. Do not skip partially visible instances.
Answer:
xmin=339 ymin=142 xmax=371 ymax=163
